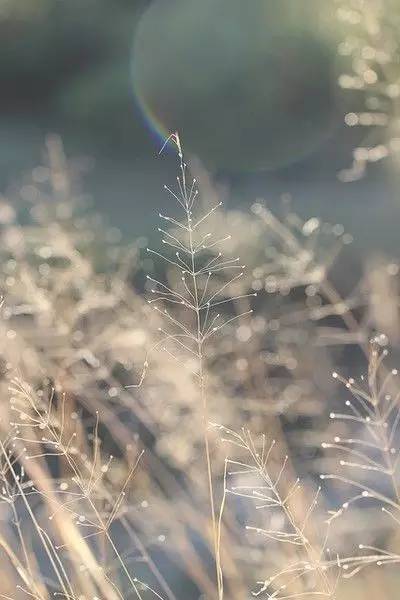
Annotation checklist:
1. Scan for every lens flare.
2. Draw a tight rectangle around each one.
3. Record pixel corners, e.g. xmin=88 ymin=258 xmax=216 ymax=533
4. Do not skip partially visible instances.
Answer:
xmin=132 ymin=0 xmax=340 ymax=171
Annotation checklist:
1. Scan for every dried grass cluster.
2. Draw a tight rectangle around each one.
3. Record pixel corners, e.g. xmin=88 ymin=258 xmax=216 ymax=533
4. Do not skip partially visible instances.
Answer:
xmin=0 ymin=133 xmax=399 ymax=600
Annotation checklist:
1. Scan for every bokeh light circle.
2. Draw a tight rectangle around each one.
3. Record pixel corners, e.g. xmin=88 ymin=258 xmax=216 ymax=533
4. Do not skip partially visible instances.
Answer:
xmin=133 ymin=0 xmax=339 ymax=172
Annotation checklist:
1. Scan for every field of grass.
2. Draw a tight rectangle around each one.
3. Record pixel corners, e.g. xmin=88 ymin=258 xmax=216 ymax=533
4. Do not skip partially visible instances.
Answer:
xmin=2 ymin=1 xmax=400 ymax=598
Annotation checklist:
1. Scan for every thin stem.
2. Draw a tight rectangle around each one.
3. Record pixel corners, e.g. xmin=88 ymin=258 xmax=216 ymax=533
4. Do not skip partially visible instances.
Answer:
xmin=178 ymin=133 xmax=222 ymax=598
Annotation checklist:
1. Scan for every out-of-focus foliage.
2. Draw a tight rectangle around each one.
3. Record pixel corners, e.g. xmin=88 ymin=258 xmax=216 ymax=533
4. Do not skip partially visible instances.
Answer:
xmin=0 ymin=0 xmax=149 ymax=153
xmin=336 ymin=0 xmax=400 ymax=180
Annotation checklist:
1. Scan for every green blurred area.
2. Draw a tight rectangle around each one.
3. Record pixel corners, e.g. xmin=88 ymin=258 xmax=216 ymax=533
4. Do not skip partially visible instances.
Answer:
xmin=0 ymin=0 xmax=343 ymax=170
xmin=0 ymin=0 xmax=148 ymax=160
xmin=1 ymin=0 xmax=400 ymax=260
xmin=133 ymin=0 xmax=341 ymax=170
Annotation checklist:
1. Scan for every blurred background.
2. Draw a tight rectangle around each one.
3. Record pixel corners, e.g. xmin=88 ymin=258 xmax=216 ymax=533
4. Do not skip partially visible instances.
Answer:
xmin=1 ymin=0 xmax=399 ymax=258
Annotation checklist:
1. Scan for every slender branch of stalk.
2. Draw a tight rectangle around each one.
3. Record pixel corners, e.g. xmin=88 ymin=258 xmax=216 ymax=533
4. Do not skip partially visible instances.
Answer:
xmin=0 ymin=528 xmax=45 ymax=599
xmin=0 ymin=441 xmax=73 ymax=599
xmin=368 ymin=359 xmax=400 ymax=506
xmin=244 ymin=437 xmax=334 ymax=597
xmin=176 ymin=136 xmax=223 ymax=599
xmin=320 ymin=280 xmax=400 ymax=505
xmin=54 ymin=436 xmax=146 ymax=600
